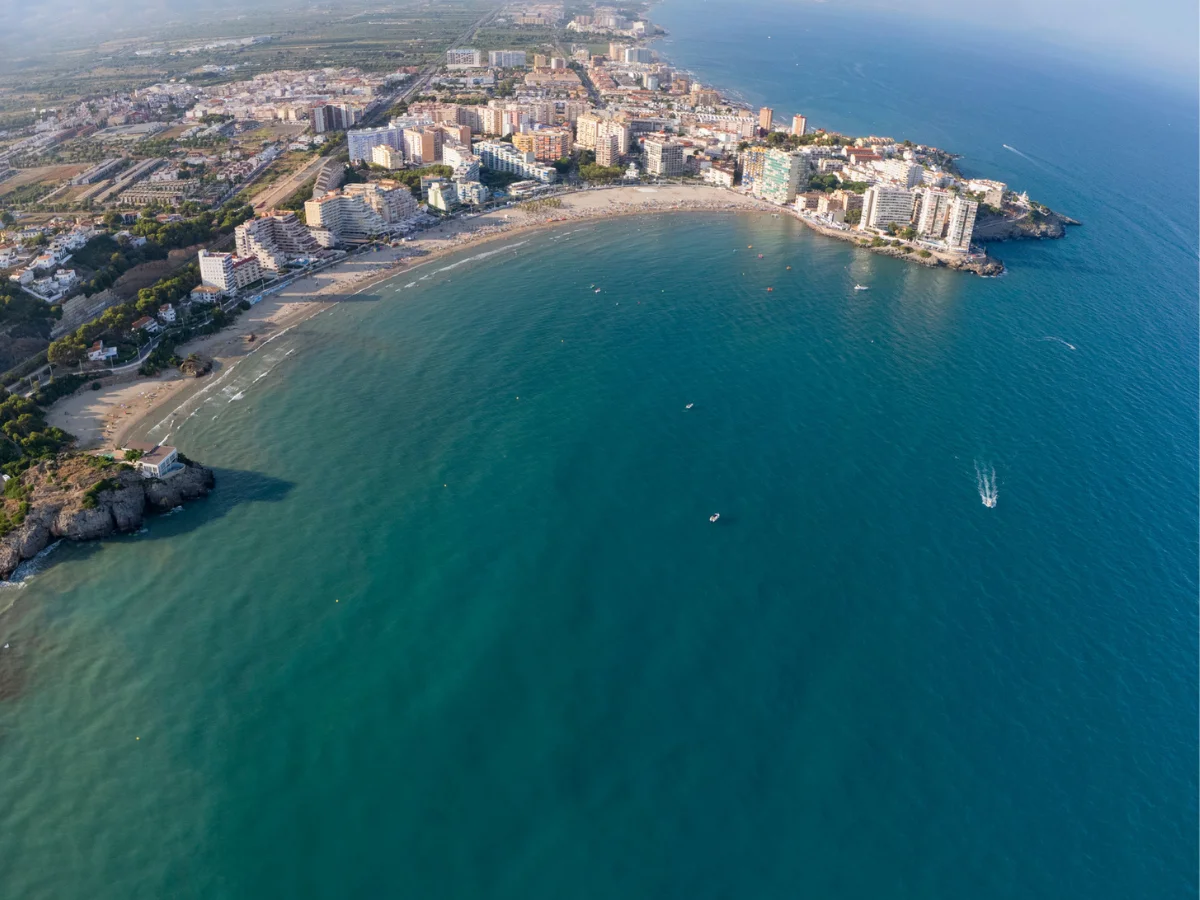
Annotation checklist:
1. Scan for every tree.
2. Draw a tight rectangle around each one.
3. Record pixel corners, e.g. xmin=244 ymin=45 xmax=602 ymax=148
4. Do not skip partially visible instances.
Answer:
xmin=102 ymin=211 xmax=123 ymax=229
xmin=579 ymin=163 xmax=623 ymax=183
xmin=48 ymin=337 xmax=85 ymax=368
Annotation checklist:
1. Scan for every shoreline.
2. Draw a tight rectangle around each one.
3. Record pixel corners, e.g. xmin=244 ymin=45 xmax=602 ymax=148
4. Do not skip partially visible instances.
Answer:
xmin=49 ymin=185 xmax=780 ymax=449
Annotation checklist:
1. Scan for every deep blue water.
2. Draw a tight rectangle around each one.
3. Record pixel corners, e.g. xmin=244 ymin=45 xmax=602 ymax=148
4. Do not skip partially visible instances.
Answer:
xmin=0 ymin=4 xmax=1195 ymax=897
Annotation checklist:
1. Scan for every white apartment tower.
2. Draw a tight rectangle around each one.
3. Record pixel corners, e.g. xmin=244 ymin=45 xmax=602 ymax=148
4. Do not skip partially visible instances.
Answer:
xmin=944 ymin=197 xmax=979 ymax=252
xmin=197 ymin=250 xmax=263 ymax=294
xmin=596 ymin=133 xmax=620 ymax=167
xmin=643 ymin=138 xmax=684 ymax=177
xmin=488 ymin=50 xmax=528 ymax=67
xmin=916 ymin=189 xmax=953 ymax=237
xmin=860 ymin=186 xmax=916 ymax=230
xmin=446 ymin=48 xmax=483 ymax=67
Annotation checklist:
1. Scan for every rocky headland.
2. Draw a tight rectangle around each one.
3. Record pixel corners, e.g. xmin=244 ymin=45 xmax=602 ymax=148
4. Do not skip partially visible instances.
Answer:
xmin=798 ymin=216 xmax=1006 ymax=276
xmin=973 ymin=206 xmax=1081 ymax=242
xmin=0 ymin=453 xmax=214 ymax=580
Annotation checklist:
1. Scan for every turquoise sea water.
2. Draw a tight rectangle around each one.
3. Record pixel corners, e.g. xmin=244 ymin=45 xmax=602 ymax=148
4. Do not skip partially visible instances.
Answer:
xmin=1 ymin=5 xmax=1197 ymax=897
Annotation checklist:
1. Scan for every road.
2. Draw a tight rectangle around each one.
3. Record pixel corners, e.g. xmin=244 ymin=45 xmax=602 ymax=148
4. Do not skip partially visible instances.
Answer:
xmin=393 ymin=6 xmax=502 ymax=106
xmin=251 ymin=153 xmax=329 ymax=212
xmin=252 ymin=6 xmax=498 ymax=211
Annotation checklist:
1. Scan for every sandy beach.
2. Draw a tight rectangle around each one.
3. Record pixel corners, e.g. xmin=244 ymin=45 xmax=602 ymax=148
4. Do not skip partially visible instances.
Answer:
xmin=47 ymin=184 xmax=776 ymax=449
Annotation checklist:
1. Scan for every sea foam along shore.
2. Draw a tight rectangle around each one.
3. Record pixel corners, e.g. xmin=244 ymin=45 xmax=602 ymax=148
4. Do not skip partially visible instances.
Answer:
xmin=48 ymin=185 xmax=778 ymax=449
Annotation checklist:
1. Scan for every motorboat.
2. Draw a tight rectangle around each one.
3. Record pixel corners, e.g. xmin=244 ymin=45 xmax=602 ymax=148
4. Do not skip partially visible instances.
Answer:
xmin=854 ymin=284 xmax=869 ymax=291
xmin=709 ymin=513 xmax=720 ymax=523
xmin=685 ymin=403 xmax=694 ymax=409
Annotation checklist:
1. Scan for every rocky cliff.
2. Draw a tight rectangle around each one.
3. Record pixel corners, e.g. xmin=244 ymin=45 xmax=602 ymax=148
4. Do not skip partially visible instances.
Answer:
xmin=972 ymin=207 xmax=1080 ymax=242
xmin=0 ymin=454 xmax=214 ymax=580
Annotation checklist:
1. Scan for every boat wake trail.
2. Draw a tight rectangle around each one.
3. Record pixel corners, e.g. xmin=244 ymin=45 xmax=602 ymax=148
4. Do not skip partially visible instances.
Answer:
xmin=975 ymin=461 xmax=999 ymax=508
xmin=1040 ymin=336 xmax=1076 ymax=351
xmin=1002 ymin=143 xmax=1057 ymax=174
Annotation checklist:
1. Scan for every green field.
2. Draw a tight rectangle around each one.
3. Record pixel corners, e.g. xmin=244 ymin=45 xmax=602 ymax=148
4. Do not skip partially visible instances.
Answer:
xmin=0 ymin=0 xmax=495 ymax=120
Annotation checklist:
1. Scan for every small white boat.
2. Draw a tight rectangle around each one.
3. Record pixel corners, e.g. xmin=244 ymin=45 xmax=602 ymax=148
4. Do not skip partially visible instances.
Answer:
xmin=854 ymin=284 xmax=869 ymax=291
xmin=594 ymin=288 xmax=601 ymax=293
xmin=685 ymin=403 xmax=694 ymax=409
xmin=709 ymin=513 xmax=720 ymax=523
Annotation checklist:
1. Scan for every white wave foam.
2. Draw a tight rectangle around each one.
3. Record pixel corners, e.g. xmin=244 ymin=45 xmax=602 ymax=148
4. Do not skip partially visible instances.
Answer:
xmin=6 ymin=540 xmax=64 ymax=585
xmin=1040 ymin=336 xmax=1076 ymax=351
xmin=974 ymin=461 xmax=999 ymax=508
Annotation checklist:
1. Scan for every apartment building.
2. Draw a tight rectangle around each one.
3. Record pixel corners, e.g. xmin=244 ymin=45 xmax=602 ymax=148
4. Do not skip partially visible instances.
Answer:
xmin=756 ymin=149 xmax=807 ymax=205
xmin=372 ymin=144 xmax=405 ymax=170
xmin=304 ymin=191 xmax=387 ymax=243
xmin=234 ymin=212 xmax=322 ymax=270
xmin=643 ymin=138 xmax=684 ymax=177
xmin=860 ymin=185 xmax=915 ymax=230
xmin=944 ymin=197 xmax=978 ymax=252
xmin=877 ymin=158 xmax=924 ymax=189
xmin=475 ymin=141 xmax=558 ymax=183
xmin=403 ymin=126 xmax=443 ymax=165
xmin=198 ymin=249 xmax=263 ymax=294
xmin=488 ymin=50 xmax=528 ymax=67
xmin=446 ymin=48 xmax=483 ymax=67
xmin=916 ymin=189 xmax=953 ymax=237
xmin=310 ymin=103 xmax=360 ymax=133
xmin=513 ymin=127 xmax=571 ymax=162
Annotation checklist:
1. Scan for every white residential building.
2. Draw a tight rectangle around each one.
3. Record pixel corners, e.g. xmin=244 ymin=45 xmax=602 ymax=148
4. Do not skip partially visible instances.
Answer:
xmin=916 ymin=189 xmax=954 ymax=237
xmin=234 ymin=212 xmax=322 ymax=270
xmin=859 ymin=186 xmax=915 ymax=231
xmin=944 ymin=197 xmax=979 ymax=252
xmin=346 ymin=118 xmax=429 ymax=162
xmin=475 ymin=141 xmax=557 ymax=183
xmin=198 ymin=249 xmax=264 ymax=293
xmin=427 ymin=181 xmax=458 ymax=213
xmin=966 ymin=178 xmax=1006 ymax=207
xmin=342 ymin=181 xmax=419 ymax=224
xmin=442 ymin=143 xmax=481 ymax=181
xmin=702 ymin=165 xmax=736 ymax=188
xmin=488 ymin=50 xmax=527 ymax=67
xmin=372 ymin=144 xmax=405 ymax=170
xmin=624 ymin=47 xmax=654 ymax=64
xmin=446 ymin=48 xmax=483 ymax=67
xmin=876 ymin=158 xmax=925 ymax=189
xmin=454 ymin=180 xmax=489 ymax=206
xmin=87 ymin=341 xmax=118 ymax=362
xmin=643 ymin=138 xmax=684 ymax=177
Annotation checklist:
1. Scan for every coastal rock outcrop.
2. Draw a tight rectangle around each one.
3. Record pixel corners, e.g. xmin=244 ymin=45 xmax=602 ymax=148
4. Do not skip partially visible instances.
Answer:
xmin=973 ymin=208 xmax=1080 ymax=242
xmin=0 ymin=454 xmax=214 ymax=580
